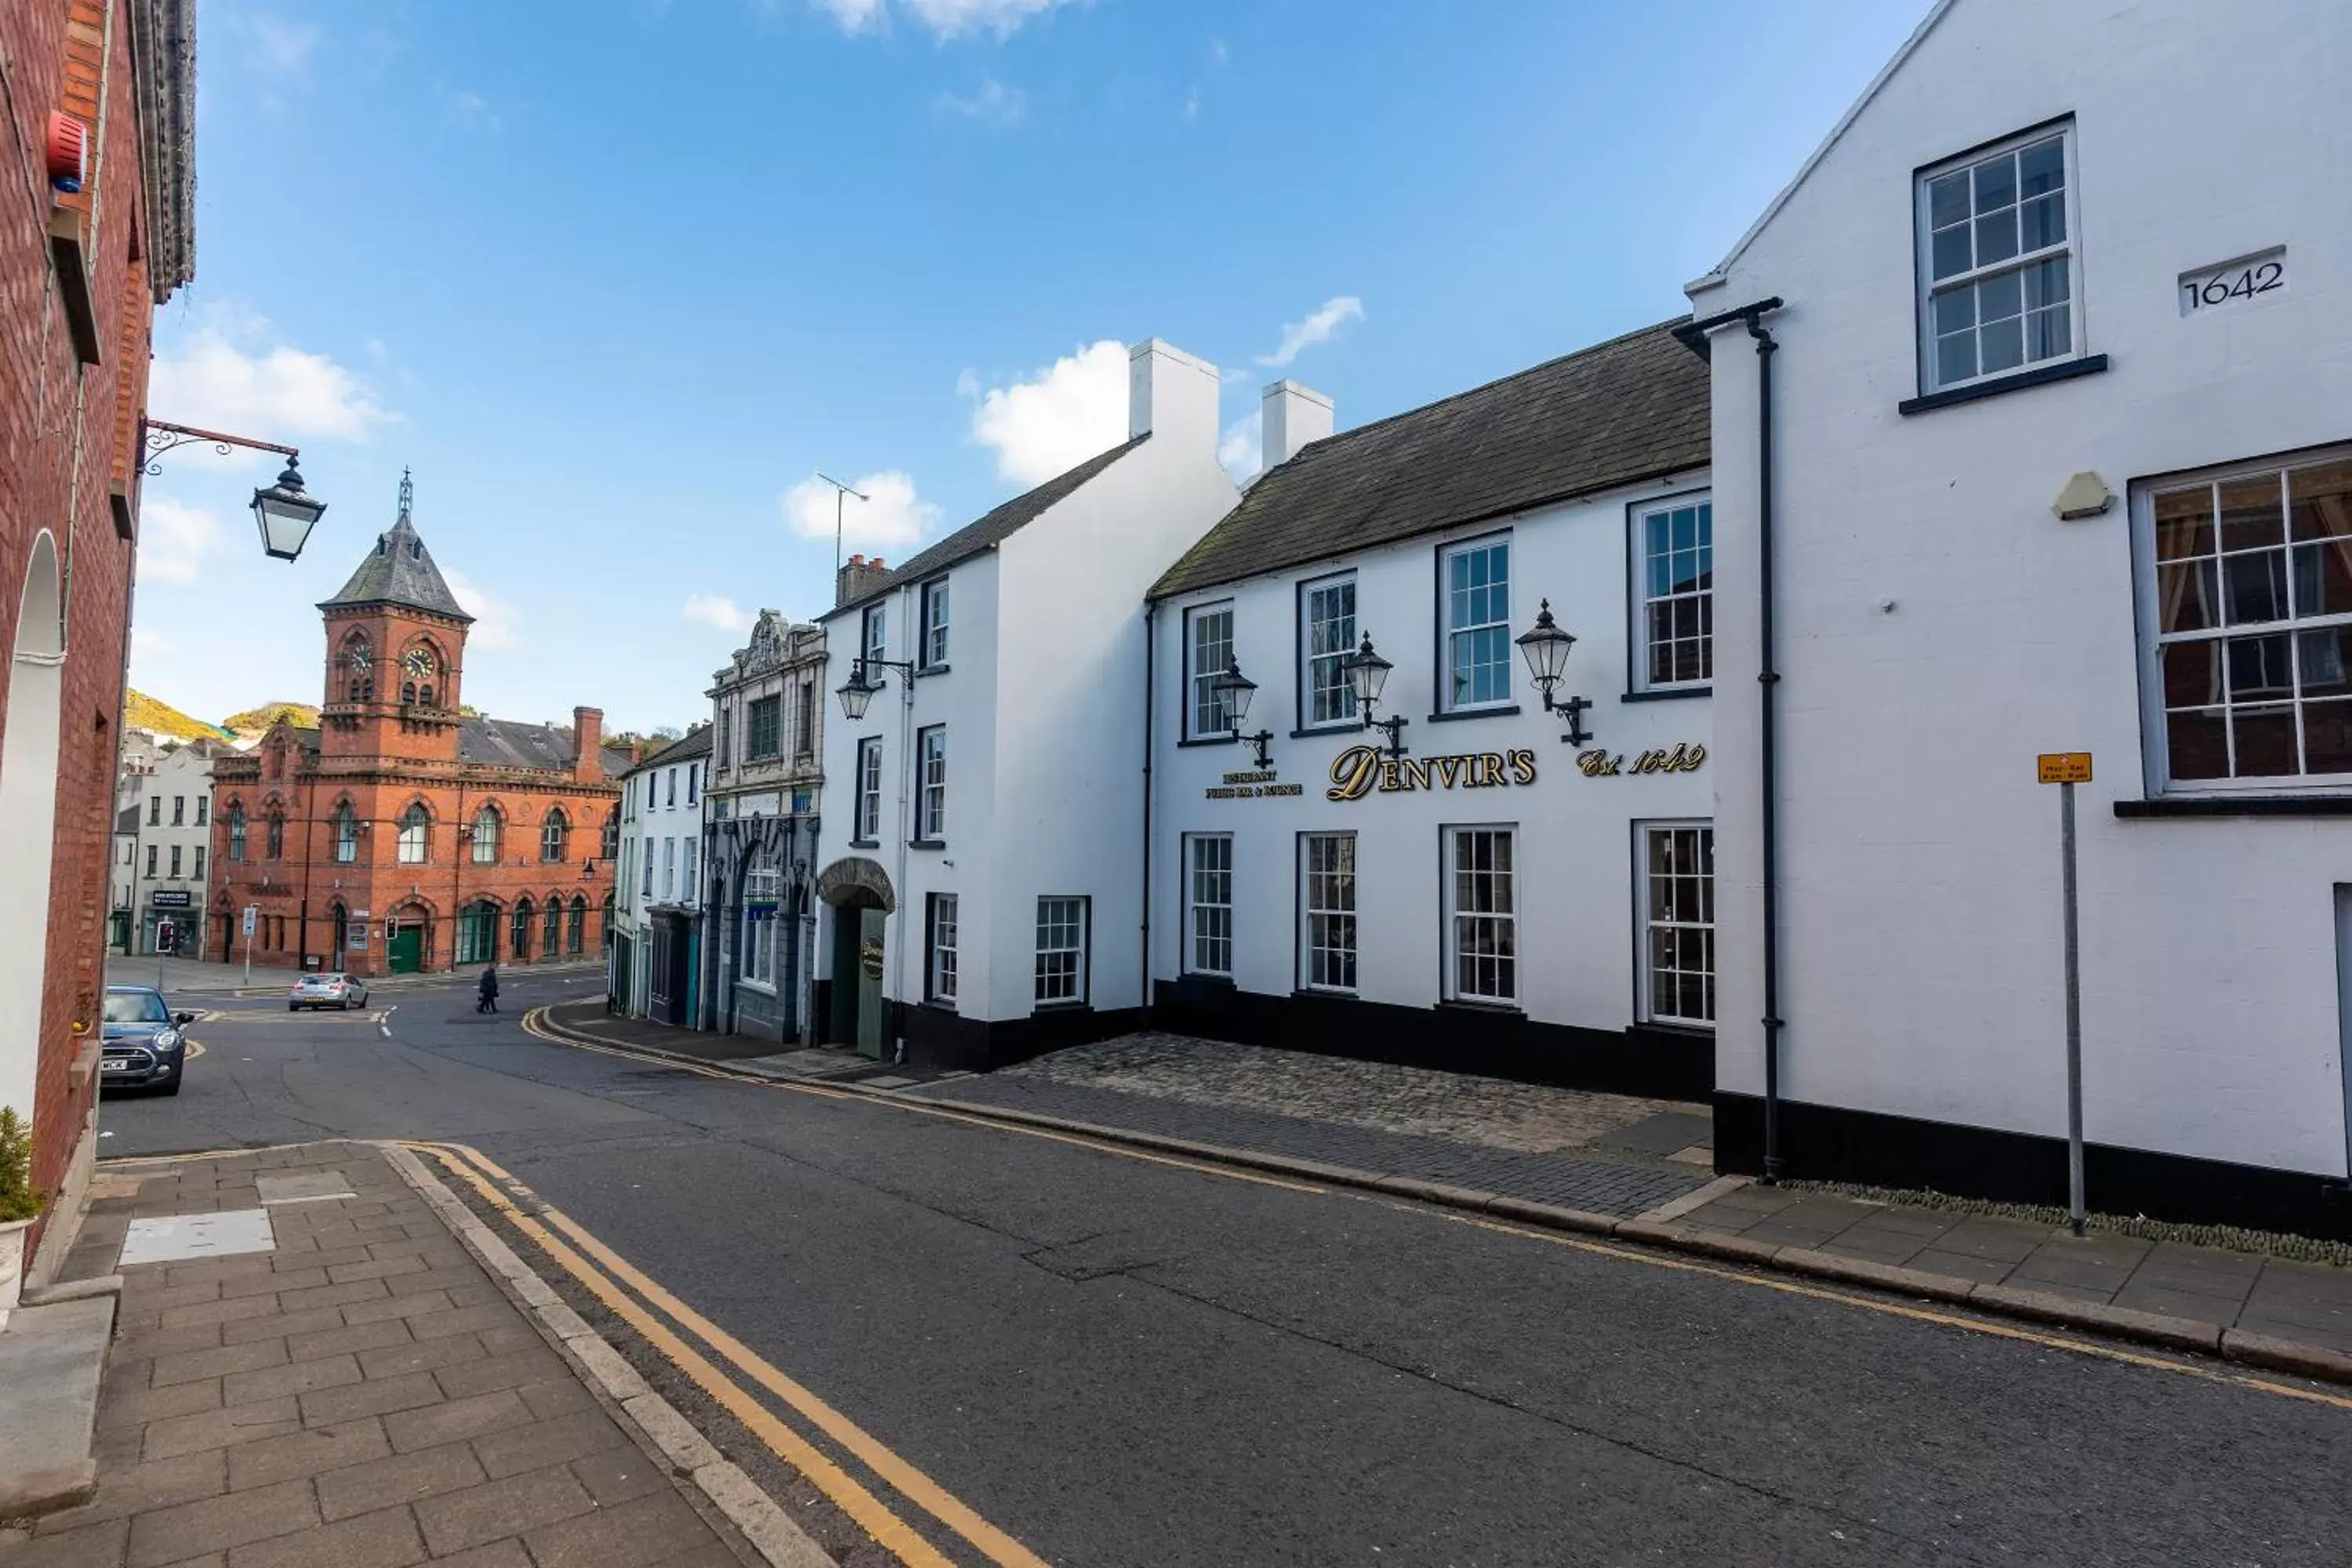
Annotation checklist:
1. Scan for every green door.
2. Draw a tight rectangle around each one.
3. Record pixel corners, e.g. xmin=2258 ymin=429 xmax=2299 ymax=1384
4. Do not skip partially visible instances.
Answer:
xmin=388 ymin=924 xmax=424 ymax=974
xmin=857 ymin=908 xmax=887 ymax=1059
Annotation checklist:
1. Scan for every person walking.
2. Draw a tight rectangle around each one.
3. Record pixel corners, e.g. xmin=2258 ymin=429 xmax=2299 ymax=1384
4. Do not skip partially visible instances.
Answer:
xmin=477 ymin=962 xmax=499 ymax=1014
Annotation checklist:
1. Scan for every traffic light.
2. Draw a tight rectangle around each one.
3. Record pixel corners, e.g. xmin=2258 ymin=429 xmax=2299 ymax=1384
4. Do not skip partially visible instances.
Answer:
xmin=155 ymin=920 xmax=177 ymax=954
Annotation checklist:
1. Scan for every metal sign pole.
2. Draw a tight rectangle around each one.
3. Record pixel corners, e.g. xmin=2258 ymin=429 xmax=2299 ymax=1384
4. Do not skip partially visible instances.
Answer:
xmin=2061 ymin=778 xmax=2085 ymax=1237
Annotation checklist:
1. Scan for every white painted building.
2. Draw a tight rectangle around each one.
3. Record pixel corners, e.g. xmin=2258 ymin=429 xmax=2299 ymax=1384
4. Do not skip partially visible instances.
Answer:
xmin=702 ymin=611 xmax=826 ymax=1044
xmin=1688 ymin=0 xmax=2352 ymax=1234
xmin=1148 ymin=328 xmax=1716 ymax=1095
xmin=812 ymin=339 xmax=1240 ymax=1066
xmin=118 ymin=742 xmax=222 ymax=957
xmin=612 ymin=726 xmax=711 ymax=1025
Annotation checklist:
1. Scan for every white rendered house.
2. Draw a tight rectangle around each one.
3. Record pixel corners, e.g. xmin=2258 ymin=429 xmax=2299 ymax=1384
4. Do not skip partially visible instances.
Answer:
xmin=1687 ymin=0 xmax=2352 ymax=1234
xmin=612 ymin=727 xmax=710 ymax=1025
xmin=1149 ymin=327 xmax=1715 ymax=1096
xmin=813 ymin=339 xmax=1240 ymax=1066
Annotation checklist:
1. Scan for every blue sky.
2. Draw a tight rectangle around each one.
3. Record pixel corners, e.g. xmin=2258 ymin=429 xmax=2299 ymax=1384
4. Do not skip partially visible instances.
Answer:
xmin=132 ymin=0 xmax=1931 ymax=735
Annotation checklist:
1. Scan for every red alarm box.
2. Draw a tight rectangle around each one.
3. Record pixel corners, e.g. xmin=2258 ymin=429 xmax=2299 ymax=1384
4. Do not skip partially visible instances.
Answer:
xmin=46 ymin=111 xmax=85 ymax=194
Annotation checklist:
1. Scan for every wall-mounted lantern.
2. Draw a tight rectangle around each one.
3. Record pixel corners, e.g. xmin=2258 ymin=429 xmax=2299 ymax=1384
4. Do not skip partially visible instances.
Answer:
xmin=1340 ymin=633 xmax=1409 ymax=760
xmin=1207 ymin=658 xmax=1276 ymax=769
xmin=1515 ymin=598 xmax=1594 ymax=746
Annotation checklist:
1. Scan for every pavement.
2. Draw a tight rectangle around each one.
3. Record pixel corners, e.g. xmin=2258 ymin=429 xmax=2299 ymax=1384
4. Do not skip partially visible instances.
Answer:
xmin=0 ymin=1139 xmax=785 ymax=1567
xmin=70 ymin=968 xmax=2352 ymax=1565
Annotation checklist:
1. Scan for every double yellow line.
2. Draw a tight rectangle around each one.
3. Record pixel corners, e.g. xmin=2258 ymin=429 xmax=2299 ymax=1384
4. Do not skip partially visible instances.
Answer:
xmin=409 ymin=1140 xmax=1047 ymax=1568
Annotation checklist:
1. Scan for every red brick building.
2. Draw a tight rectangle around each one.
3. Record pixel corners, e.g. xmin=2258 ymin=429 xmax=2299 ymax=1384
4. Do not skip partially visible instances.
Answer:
xmin=0 ymin=0 xmax=194 ymax=1286
xmin=211 ymin=488 xmax=626 ymax=977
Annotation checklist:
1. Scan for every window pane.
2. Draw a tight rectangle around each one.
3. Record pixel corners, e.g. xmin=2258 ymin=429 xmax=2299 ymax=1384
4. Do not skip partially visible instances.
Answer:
xmin=2302 ymin=699 xmax=2352 ymax=774
xmin=2291 ymin=461 xmax=2352 ymax=540
xmin=1978 ymin=268 xmax=2023 ymax=323
xmin=1973 ymin=209 xmax=2019 ymax=267
xmin=2154 ymin=487 xmax=2214 ymax=560
xmin=2157 ymin=561 xmax=2218 ymax=634
xmin=2017 ymin=136 xmax=2064 ymax=197
xmin=1972 ymin=152 xmax=2016 ymax=213
xmin=2022 ymin=256 xmax=2069 ymax=310
xmin=2301 ymin=627 xmax=2352 ymax=694
xmin=2024 ymin=306 xmax=2071 ymax=362
xmin=2218 ymin=474 xmax=2286 ymax=554
xmin=2227 ymin=633 xmax=2294 ymax=698
xmin=2292 ymin=543 xmax=2352 ymax=619
xmin=2020 ymin=192 xmax=2066 ymax=252
xmin=2233 ymin=705 xmax=2298 ymax=775
xmin=1936 ymin=332 xmax=1976 ymax=385
xmin=1932 ymin=287 xmax=1974 ymax=335
xmin=2222 ymin=550 xmax=2288 ymax=626
xmin=1930 ymin=224 xmax=1972 ymax=281
xmin=1979 ymin=315 xmax=2024 ymax=375
xmin=2166 ymin=710 xmax=2230 ymax=780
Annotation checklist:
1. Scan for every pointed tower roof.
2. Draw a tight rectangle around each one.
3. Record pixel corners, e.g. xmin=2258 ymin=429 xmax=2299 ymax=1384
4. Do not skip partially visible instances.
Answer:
xmin=318 ymin=470 xmax=474 ymax=622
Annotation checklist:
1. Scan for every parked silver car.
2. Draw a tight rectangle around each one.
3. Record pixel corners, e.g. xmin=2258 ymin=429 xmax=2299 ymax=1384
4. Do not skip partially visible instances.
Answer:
xmin=289 ymin=972 xmax=369 ymax=1011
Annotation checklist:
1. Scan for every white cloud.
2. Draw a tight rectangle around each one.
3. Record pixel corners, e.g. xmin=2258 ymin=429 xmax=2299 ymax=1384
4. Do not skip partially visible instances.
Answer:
xmin=783 ymin=470 xmax=938 ymax=551
xmin=148 ymin=315 xmax=391 ymax=452
xmin=937 ymin=78 xmax=1024 ymax=125
xmin=1257 ymin=296 xmax=1365 ymax=368
xmin=812 ymin=0 xmax=1065 ymax=38
xmin=961 ymin=339 xmax=1127 ymax=487
xmin=684 ymin=593 xmax=749 ymax=633
xmin=441 ymin=568 xmax=519 ymax=650
xmin=1182 ymin=85 xmax=1200 ymax=122
xmin=1218 ymin=411 xmax=1261 ymax=483
xmin=1209 ymin=37 xmax=1229 ymax=67
xmin=136 ymin=499 xmax=223 ymax=586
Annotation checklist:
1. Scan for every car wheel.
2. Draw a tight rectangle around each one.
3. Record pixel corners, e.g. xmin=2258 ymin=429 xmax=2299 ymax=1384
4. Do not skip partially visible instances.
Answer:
xmin=289 ymin=1003 xmax=299 ymax=1012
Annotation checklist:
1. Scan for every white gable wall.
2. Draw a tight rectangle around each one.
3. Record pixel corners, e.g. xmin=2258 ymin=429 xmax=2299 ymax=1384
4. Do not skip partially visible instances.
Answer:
xmin=1698 ymin=0 xmax=2352 ymax=1178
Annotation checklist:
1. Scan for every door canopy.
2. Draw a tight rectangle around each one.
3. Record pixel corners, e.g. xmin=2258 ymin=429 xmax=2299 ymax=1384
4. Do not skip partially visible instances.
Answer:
xmin=815 ymin=856 xmax=895 ymax=913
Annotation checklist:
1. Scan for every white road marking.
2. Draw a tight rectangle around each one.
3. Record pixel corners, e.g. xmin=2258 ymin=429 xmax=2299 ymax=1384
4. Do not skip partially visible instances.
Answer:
xmin=379 ymin=1004 xmax=397 ymax=1039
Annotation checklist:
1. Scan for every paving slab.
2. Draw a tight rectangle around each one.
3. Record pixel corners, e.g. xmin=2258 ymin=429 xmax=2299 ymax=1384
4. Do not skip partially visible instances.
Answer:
xmin=0 ymin=1298 xmax=117 ymax=1520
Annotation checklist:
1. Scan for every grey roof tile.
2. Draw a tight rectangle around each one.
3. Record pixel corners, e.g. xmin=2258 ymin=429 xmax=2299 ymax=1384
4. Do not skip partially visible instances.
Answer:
xmin=1150 ymin=321 xmax=1708 ymax=599
xmin=458 ymin=717 xmax=618 ymax=779
xmin=320 ymin=510 xmax=473 ymax=622
xmin=820 ymin=435 xmax=1149 ymax=621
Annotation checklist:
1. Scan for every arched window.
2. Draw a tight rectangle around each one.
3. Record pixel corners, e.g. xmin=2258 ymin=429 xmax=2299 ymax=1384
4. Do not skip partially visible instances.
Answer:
xmin=472 ymin=804 xmax=502 ymax=865
xmin=397 ymin=802 xmax=430 ymax=864
xmin=456 ymin=899 xmax=499 ymax=964
xmin=401 ymin=682 xmax=418 ymax=706
xmin=329 ymin=902 xmax=349 ymax=958
xmin=227 ymin=804 xmax=247 ymax=862
xmin=332 ymin=801 xmax=358 ymax=863
xmin=512 ymin=898 xmax=535 ymax=961
xmin=541 ymin=809 xmax=569 ymax=863
xmin=266 ymin=812 xmax=285 ymax=858
xmin=543 ymin=897 xmax=563 ymax=956
xmin=269 ymin=749 xmax=283 ymax=781
xmin=601 ymin=807 xmax=619 ymax=861
xmin=419 ymin=684 xmax=435 ymax=708
xmin=566 ymin=895 xmax=586 ymax=956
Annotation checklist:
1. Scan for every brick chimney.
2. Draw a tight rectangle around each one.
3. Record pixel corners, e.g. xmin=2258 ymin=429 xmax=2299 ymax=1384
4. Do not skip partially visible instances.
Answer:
xmin=836 ymin=554 xmax=892 ymax=609
xmin=572 ymin=706 xmax=604 ymax=781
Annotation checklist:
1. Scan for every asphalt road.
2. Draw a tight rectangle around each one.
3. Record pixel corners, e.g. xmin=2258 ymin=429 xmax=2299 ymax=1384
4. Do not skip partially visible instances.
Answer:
xmin=101 ymin=973 xmax=2352 ymax=1567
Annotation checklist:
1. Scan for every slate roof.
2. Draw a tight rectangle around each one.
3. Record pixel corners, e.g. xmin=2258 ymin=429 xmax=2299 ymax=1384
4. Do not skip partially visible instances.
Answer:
xmin=320 ymin=510 xmax=474 ymax=622
xmin=116 ymin=805 xmax=140 ymax=834
xmin=1150 ymin=321 xmax=1708 ymax=599
xmin=457 ymin=717 xmax=628 ymax=780
xmin=819 ymin=435 xmax=1150 ymax=622
xmin=622 ymin=725 xmax=713 ymax=779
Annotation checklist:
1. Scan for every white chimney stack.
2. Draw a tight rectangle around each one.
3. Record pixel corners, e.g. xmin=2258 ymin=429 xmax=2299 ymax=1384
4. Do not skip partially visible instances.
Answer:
xmin=1261 ymin=380 xmax=1333 ymax=471
xmin=1129 ymin=338 xmax=1221 ymax=453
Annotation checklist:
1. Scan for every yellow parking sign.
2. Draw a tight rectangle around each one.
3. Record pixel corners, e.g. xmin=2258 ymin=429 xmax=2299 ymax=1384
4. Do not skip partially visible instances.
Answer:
xmin=2037 ymin=753 xmax=2092 ymax=784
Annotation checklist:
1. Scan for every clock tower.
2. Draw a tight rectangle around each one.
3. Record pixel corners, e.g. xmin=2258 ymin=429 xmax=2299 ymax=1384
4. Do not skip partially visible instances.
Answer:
xmin=318 ymin=471 xmax=474 ymax=764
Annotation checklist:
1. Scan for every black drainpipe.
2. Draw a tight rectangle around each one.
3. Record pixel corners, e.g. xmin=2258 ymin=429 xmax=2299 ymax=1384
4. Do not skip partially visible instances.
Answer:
xmin=1675 ymin=296 xmax=1787 ymax=1183
xmin=1140 ymin=602 xmax=1157 ymax=1025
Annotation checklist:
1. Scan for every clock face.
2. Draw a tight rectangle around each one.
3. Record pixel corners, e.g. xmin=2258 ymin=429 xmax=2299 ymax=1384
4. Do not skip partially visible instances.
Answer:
xmin=403 ymin=648 xmax=434 ymax=680
xmin=349 ymin=645 xmax=372 ymax=671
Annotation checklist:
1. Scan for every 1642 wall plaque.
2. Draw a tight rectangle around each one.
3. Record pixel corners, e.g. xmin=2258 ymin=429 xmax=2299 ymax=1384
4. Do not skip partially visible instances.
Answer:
xmin=1575 ymin=742 xmax=1705 ymax=778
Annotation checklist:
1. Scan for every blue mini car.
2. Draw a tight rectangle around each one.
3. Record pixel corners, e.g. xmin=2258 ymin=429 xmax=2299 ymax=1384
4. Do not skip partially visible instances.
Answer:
xmin=100 ymin=985 xmax=192 ymax=1095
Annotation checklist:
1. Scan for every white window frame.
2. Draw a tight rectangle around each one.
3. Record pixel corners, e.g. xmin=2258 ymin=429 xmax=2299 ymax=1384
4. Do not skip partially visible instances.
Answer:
xmin=1185 ymin=601 xmax=1236 ymax=740
xmin=1439 ymin=533 xmax=1513 ymax=713
xmin=662 ymin=838 xmax=676 ymax=902
xmin=1442 ymin=825 xmax=1516 ymax=1004
xmin=855 ymin=737 xmax=883 ymax=841
xmin=641 ymin=834 xmax=655 ymax=897
xmin=916 ymin=725 xmax=946 ymax=840
xmin=1298 ymin=832 xmax=1357 ymax=993
xmin=741 ymin=862 xmax=779 ymax=989
xmin=1637 ymin=821 xmax=1716 ymax=1028
xmin=1034 ymin=895 xmax=1089 ymax=1006
xmin=1631 ymin=491 xmax=1714 ymax=692
xmin=862 ymin=603 xmax=887 ymax=668
xmin=2135 ymin=445 xmax=2352 ymax=793
xmin=1300 ymin=573 xmax=1358 ymax=729
xmin=1184 ymin=833 xmax=1232 ymax=977
xmin=681 ymin=837 xmax=698 ymax=904
xmin=920 ymin=578 xmax=950 ymax=669
xmin=1914 ymin=122 xmax=2085 ymax=397
xmin=927 ymin=892 xmax=959 ymax=1004
xmin=397 ymin=805 xmax=429 ymax=864
xmin=470 ymin=806 xmax=497 ymax=866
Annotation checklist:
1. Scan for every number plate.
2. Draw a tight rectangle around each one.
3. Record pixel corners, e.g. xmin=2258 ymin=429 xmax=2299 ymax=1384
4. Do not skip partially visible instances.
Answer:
xmin=101 ymin=1058 xmax=132 ymax=1073
xmin=2180 ymin=249 xmax=2286 ymax=317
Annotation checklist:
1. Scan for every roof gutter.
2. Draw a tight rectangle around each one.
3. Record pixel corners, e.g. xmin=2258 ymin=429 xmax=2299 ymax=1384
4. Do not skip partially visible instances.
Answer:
xmin=1677 ymin=296 xmax=1788 ymax=1185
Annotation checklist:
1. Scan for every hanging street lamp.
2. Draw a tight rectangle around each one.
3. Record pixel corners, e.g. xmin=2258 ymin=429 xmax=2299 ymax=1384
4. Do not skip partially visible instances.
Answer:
xmin=1515 ymin=597 xmax=1594 ymax=745
xmin=142 ymin=419 xmax=331 ymax=562
xmin=1339 ymin=632 xmax=1409 ymax=760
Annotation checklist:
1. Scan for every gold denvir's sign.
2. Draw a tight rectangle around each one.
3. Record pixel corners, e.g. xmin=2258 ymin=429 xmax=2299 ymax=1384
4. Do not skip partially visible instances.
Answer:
xmin=1327 ymin=746 xmax=1538 ymax=802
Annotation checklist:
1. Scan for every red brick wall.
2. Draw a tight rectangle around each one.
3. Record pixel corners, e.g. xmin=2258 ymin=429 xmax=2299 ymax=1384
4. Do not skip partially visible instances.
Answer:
xmin=0 ymin=1 xmax=162 ymax=1232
